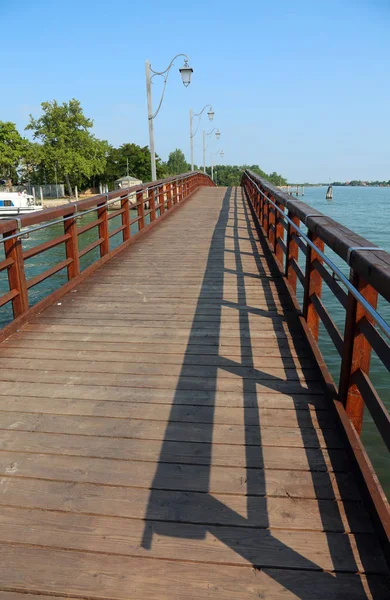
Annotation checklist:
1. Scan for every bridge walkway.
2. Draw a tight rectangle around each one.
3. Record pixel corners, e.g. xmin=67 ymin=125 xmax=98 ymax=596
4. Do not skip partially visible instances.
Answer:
xmin=0 ymin=186 xmax=388 ymax=599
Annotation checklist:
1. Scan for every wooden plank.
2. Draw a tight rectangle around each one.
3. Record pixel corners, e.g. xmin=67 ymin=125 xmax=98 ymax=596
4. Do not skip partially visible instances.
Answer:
xmin=0 ymin=545 xmax=387 ymax=600
xmin=0 ymin=369 xmax=326 ymax=395
xmin=0 ymin=506 xmax=385 ymax=573
xmin=0 ymin=345 xmax=316 ymax=369
xmin=0 ymin=451 xmax=358 ymax=499
xmin=0 ymin=477 xmax=372 ymax=532
xmin=0 ymin=411 xmax=342 ymax=447
xmin=3 ymin=332 xmax=310 ymax=355
xmin=0 ymin=430 xmax=350 ymax=470
xmin=0 ymin=396 xmax=332 ymax=428
xmin=0 ymin=357 xmax=320 ymax=383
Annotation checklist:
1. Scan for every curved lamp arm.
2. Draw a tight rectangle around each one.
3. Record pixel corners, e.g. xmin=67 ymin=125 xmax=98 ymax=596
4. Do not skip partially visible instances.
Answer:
xmin=204 ymin=128 xmax=221 ymax=151
xmin=191 ymin=104 xmax=213 ymax=139
xmin=150 ymin=54 xmax=190 ymax=120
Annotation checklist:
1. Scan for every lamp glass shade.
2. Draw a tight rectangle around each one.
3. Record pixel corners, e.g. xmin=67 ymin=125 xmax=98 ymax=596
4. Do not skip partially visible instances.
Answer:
xmin=207 ymin=109 xmax=215 ymax=121
xmin=179 ymin=63 xmax=193 ymax=87
xmin=215 ymin=130 xmax=221 ymax=140
xmin=220 ymin=151 xmax=224 ymax=157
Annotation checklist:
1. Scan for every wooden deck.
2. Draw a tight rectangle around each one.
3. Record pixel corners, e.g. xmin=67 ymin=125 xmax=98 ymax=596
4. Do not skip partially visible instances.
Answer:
xmin=0 ymin=186 xmax=388 ymax=599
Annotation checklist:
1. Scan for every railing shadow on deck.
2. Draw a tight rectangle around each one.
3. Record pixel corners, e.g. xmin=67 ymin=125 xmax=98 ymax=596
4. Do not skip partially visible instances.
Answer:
xmin=140 ymin=187 xmax=385 ymax=598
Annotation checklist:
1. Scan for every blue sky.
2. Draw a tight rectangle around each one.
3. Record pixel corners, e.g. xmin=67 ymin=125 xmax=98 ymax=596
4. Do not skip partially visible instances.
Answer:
xmin=2 ymin=0 xmax=389 ymax=182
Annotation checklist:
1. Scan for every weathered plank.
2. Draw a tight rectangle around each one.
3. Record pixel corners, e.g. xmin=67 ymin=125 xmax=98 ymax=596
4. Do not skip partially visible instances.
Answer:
xmin=0 ymin=430 xmax=350 ymax=471
xmin=0 ymin=545 xmax=388 ymax=599
xmin=0 ymin=507 xmax=384 ymax=573
xmin=0 ymin=411 xmax=343 ymax=447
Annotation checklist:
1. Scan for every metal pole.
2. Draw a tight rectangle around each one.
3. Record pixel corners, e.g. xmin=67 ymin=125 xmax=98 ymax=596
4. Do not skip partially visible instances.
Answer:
xmin=190 ymin=108 xmax=194 ymax=171
xmin=203 ymin=130 xmax=206 ymax=173
xmin=54 ymin=164 xmax=59 ymax=198
xmin=211 ymin=154 xmax=214 ymax=181
xmin=145 ymin=60 xmax=157 ymax=182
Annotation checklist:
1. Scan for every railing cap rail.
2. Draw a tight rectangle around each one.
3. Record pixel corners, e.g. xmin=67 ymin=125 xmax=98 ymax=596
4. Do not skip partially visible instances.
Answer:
xmin=244 ymin=169 xmax=390 ymax=302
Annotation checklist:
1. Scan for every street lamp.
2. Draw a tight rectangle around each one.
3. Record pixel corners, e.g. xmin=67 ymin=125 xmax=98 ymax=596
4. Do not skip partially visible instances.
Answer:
xmin=211 ymin=149 xmax=224 ymax=182
xmin=189 ymin=105 xmax=215 ymax=172
xmin=203 ymin=128 xmax=221 ymax=173
xmin=145 ymin=54 xmax=193 ymax=181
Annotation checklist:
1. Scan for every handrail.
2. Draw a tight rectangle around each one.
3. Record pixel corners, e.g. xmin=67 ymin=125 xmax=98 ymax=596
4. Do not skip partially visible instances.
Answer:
xmin=244 ymin=171 xmax=390 ymax=341
xmin=0 ymin=171 xmax=215 ymax=335
xmin=242 ymin=167 xmax=390 ymax=565
xmin=0 ymin=171 xmax=199 ymax=240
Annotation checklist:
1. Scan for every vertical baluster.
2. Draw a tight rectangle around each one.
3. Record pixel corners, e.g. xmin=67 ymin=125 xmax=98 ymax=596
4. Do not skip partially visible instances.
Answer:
xmin=285 ymin=213 xmax=300 ymax=293
xmin=167 ymin=182 xmax=173 ymax=210
xmin=160 ymin=184 xmax=166 ymax=215
xmin=264 ymin=192 xmax=270 ymax=236
xmin=149 ymin=186 xmax=156 ymax=222
xmin=269 ymin=196 xmax=276 ymax=249
xmin=275 ymin=201 xmax=285 ymax=266
xmin=3 ymin=225 xmax=29 ymax=318
xmin=303 ymin=230 xmax=324 ymax=340
xmin=121 ymin=192 xmax=131 ymax=242
xmin=339 ymin=271 xmax=378 ymax=434
xmin=64 ymin=207 xmax=80 ymax=279
xmin=98 ymin=198 xmax=110 ymax=256
xmin=137 ymin=189 xmax=145 ymax=231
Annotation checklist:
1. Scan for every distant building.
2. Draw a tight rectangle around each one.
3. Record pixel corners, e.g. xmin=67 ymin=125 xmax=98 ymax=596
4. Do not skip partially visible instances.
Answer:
xmin=115 ymin=175 xmax=142 ymax=189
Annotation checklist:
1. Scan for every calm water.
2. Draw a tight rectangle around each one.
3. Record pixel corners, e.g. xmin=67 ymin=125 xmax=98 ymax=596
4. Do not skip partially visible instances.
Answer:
xmin=0 ymin=188 xmax=389 ymax=496
xmin=298 ymin=186 xmax=390 ymax=498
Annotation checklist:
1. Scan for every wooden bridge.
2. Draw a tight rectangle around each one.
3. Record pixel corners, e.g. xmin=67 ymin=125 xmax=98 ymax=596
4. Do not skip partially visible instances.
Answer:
xmin=0 ymin=171 xmax=389 ymax=599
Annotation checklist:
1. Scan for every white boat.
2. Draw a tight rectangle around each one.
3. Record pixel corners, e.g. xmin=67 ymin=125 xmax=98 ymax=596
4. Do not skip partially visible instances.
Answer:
xmin=0 ymin=191 xmax=43 ymax=217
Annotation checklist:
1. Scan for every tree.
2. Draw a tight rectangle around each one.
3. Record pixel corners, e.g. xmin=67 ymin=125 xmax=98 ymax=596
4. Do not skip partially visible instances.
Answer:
xmin=166 ymin=149 xmax=189 ymax=175
xmin=0 ymin=121 xmax=27 ymax=184
xmin=26 ymin=99 xmax=108 ymax=196
xmin=105 ymin=143 xmax=167 ymax=185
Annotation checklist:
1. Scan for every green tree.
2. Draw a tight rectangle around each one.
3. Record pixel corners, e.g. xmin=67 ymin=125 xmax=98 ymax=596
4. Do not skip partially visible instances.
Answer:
xmin=105 ymin=143 xmax=167 ymax=185
xmin=0 ymin=121 xmax=27 ymax=183
xmin=166 ymin=149 xmax=189 ymax=175
xmin=26 ymin=99 xmax=108 ymax=196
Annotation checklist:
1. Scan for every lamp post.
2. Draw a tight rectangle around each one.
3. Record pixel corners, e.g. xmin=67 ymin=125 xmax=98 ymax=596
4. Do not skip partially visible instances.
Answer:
xmin=211 ymin=149 xmax=224 ymax=182
xmin=189 ymin=105 xmax=214 ymax=171
xmin=203 ymin=128 xmax=221 ymax=173
xmin=145 ymin=54 xmax=193 ymax=181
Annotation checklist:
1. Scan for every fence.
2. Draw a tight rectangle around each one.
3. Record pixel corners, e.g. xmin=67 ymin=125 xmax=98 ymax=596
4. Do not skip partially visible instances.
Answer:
xmin=242 ymin=168 xmax=390 ymax=562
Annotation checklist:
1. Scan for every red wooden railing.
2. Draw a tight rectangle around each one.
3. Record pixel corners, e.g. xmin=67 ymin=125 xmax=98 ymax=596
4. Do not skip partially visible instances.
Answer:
xmin=242 ymin=169 xmax=390 ymax=562
xmin=0 ymin=171 xmax=214 ymax=336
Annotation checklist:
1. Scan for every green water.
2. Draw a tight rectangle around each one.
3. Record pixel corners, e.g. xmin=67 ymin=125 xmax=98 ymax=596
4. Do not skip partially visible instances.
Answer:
xmin=0 ymin=189 xmax=389 ymax=497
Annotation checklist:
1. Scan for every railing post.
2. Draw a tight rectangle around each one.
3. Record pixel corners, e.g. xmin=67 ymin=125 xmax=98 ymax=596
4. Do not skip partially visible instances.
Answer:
xmin=121 ymin=192 xmax=131 ymax=242
xmin=172 ymin=180 xmax=177 ymax=205
xmin=167 ymin=182 xmax=173 ymax=210
xmin=264 ymin=192 xmax=270 ymax=236
xmin=160 ymin=184 xmax=166 ymax=215
xmin=3 ymin=226 xmax=29 ymax=318
xmin=97 ymin=198 xmax=110 ymax=257
xmin=64 ymin=208 xmax=80 ymax=279
xmin=285 ymin=214 xmax=300 ymax=293
xmin=302 ymin=230 xmax=324 ymax=340
xmin=338 ymin=271 xmax=378 ymax=434
xmin=137 ymin=190 xmax=145 ymax=231
xmin=149 ymin=186 xmax=156 ymax=222
xmin=275 ymin=201 xmax=285 ymax=265
xmin=269 ymin=196 xmax=276 ymax=249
